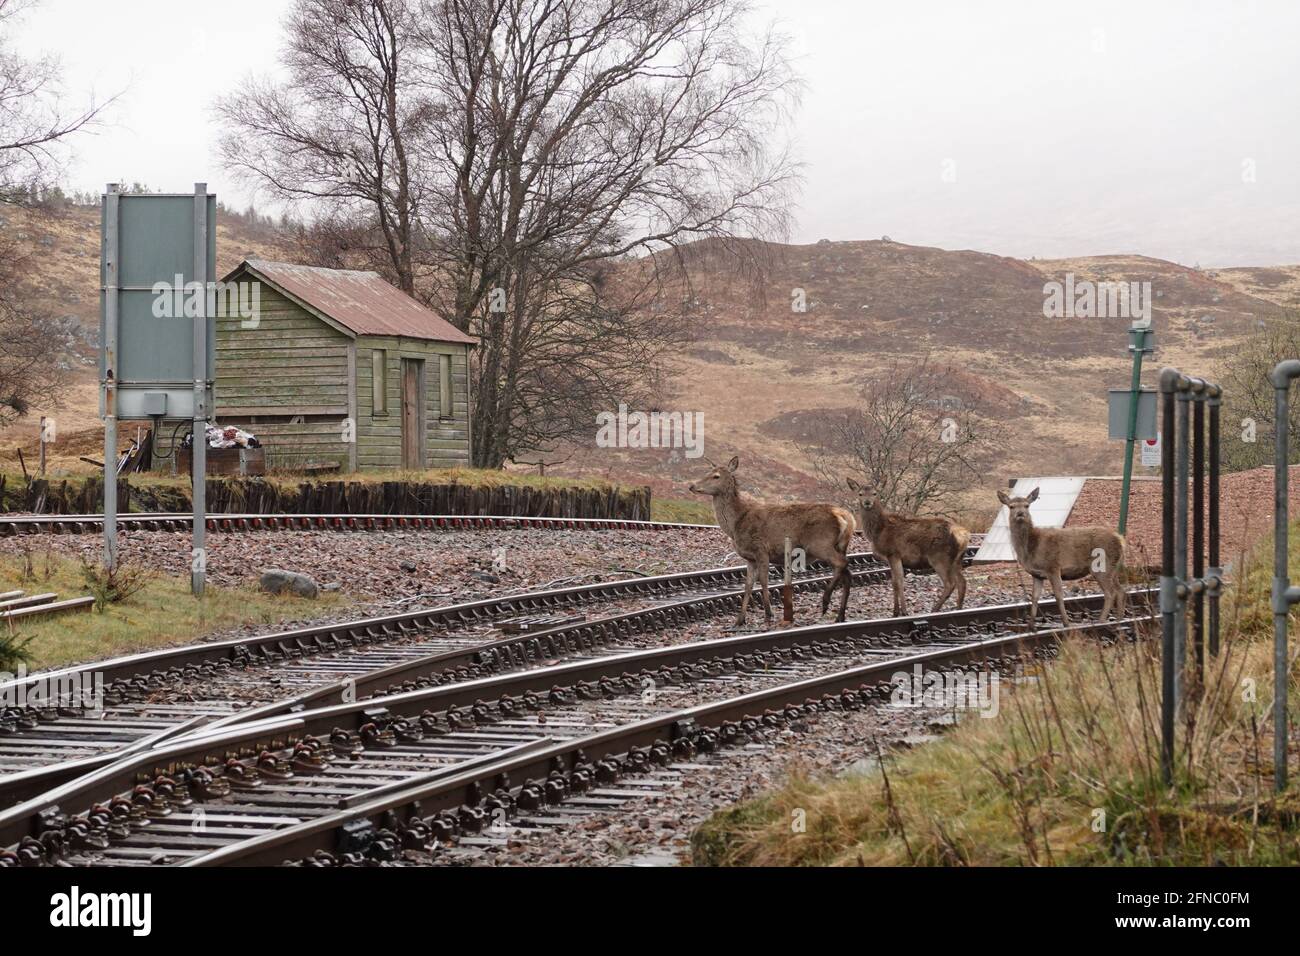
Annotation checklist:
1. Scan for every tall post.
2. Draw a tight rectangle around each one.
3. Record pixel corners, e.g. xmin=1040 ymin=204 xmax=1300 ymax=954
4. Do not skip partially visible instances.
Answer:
xmin=191 ymin=184 xmax=208 ymax=598
xmin=1119 ymin=325 xmax=1148 ymax=534
xmin=1207 ymin=390 xmax=1221 ymax=657
xmin=1269 ymin=360 xmax=1300 ymax=792
xmin=38 ymin=417 xmax=46 ymax=476
xmin=1174 ymin=383 xmax=1191 ymax=717
xmin=1159 ymin=368 xmax=1178 ymax=785
xmin=1192 ymin=391 xmax=1205 ymax=671
xmin=102 ymin=184 xmax=120 ymax=572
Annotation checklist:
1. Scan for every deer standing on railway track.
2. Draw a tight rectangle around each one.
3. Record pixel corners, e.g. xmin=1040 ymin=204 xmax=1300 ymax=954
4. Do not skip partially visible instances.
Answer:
xmin=689 ymin=456 xmax=856 ymax=626
xmin=996 ymin=487 xmax=1126 ymax=627
xmin=845 ymin=479 xmax=970 ymax=617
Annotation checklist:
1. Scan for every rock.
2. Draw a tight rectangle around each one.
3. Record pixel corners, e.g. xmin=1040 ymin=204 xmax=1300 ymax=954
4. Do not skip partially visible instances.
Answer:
xmin=320 ymin=582 xmax=341 ymax=592
xmin=259 ymin=568 xmax=319 ymax=599
xmin=472 ymin=571 xmax=500 ymax=584
xmin=399 ymin=561 xmax=418 ymax=573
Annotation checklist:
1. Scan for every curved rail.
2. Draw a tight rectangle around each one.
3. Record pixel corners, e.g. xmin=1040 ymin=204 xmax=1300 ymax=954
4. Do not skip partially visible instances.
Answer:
xmin=0 ymin=588 xmax=1153 ymax=865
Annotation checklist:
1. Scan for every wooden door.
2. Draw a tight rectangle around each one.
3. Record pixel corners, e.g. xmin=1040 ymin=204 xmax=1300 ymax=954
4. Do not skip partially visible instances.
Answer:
xmin=401 ymin=358 xmax=424 ymax=470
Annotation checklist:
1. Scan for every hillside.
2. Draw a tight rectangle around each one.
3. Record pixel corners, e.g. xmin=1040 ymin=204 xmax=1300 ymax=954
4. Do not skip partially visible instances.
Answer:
xmin=0 ymin=202 xmax=297 ymax=441
xmin=554 ymin=239 xmax=1293 ymax=506
xmin=1 ymin=209 xmax=1292 ymax=511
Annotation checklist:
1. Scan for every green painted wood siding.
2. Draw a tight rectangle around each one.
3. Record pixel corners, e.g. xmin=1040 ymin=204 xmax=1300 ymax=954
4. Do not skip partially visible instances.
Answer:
xmin=215 ymin=285 xmax=352 ymax=470
xmin=215 ymin=286 xmax=350 ymax=416
xmin=215 ymin=278 xmax=472 ymax=472
xmin=355 ymin=337 xmax=471 ymax=470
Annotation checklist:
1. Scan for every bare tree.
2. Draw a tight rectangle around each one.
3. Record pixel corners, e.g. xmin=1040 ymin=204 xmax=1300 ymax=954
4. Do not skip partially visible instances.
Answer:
xmin=0 ymin=0 xmax=102 ymax=423
xmin=1216 ymin=312 xmax=1300 ymax=472
xmin=803 ymin=358 xmax=1006 ymax=516
xmin=219 ymin=0 xmax=798 ymax=468
xmin=0 ymin=0 xmax=104 ymax=205
xmin=215 ymin=0 xmax=426 ymax=292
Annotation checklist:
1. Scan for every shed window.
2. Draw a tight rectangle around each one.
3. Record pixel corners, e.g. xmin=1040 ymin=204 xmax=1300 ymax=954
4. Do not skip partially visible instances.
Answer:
xmin=439 ymin=354 xmax=453 ymax=419
xmin=372 ymin=350 xmax=388 ymax=415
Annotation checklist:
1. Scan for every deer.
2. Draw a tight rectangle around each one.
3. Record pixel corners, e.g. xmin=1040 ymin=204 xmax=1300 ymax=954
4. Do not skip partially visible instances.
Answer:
xmin=845 ymin=479 xmax=970 ymax=617
xmin=996 ymin=487 xmax=1126 ymax=628
xmin=689 ymin=456 xmax=856 ymax=626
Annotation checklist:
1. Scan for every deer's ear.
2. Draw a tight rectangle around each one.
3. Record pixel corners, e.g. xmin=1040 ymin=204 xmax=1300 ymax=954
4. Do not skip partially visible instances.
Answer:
xmin=997 ymin=490 xmax=1010 ymax=506
xmin=726 ymin=456 xmax=739 ymax=473
xmin=845 ymin=478 xmax=859 ymax=492
xmin=1026 ymin=487 xmax=1040 ymax=504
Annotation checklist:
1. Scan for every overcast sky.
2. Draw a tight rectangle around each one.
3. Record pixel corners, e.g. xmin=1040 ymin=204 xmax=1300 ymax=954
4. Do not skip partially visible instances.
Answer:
xmin=11 ymin=0 xmax=1300 ymax=265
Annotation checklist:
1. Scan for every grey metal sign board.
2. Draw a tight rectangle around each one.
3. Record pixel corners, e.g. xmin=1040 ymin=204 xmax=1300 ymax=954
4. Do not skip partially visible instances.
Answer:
xmin=100 ymin=190 xmax=216 ymax=420
xmin=1107 ymin=388 xmax=1157 ymax=440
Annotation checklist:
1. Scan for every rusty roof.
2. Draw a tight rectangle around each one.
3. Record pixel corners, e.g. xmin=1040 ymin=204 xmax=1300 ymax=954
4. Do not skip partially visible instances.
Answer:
xmin=226 ymin=259 xmax=478 ymax=346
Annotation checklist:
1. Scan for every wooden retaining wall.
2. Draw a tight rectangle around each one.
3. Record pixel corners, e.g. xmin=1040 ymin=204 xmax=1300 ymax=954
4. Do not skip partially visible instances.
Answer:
xmin=0 ymin=475 xmax=653 ymax=522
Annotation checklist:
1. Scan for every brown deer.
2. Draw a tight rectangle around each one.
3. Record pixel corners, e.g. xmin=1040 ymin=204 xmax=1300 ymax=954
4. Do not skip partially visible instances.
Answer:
xmin=845 ymin=479 xmax=970 ymax=617
xmin=689 ymin=456 xmax=856 ymax=626
xmin=996 ymin=487 xmax=1126 ymax=627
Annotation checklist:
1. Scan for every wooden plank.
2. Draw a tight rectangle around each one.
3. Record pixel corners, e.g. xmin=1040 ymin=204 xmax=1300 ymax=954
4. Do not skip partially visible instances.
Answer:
xmin=1 ymin=596 xmax=94 ymax=622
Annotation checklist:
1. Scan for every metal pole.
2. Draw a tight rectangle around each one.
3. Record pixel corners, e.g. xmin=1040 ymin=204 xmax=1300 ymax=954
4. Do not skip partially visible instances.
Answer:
xmin=103 ymin=184 xmax=120 ymax=572
xmin=1192 ymin=392 xmax=1205 ymax=672
xmin=1159 ymin=367 xmax=1178 ymax=785
xmin=38 ymin=417 xmax=46 ymax=476
xmin=1119 ymin=327 xmax=1146 ymax=535
xmin=1174 ymin=384 xmax=1191 ymax=718
xmin=1269 ymin=360 xmax=1300 ymax=792
xmin=1208 ymin=390 xmax=1221 ymax=657
xmin=191 ymin=184 xmax=208 ymax=598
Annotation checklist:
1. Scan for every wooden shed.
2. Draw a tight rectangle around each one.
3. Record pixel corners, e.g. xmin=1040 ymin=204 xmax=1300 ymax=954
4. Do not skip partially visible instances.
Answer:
xmin=215 ymin=259 xmax=477 ymax=472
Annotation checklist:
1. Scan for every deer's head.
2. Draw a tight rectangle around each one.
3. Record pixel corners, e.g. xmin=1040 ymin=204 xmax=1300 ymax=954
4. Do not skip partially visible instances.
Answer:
xmin=845 ymin=478 xmax=881 ymax=520
xmin=997 ymin=487 xmax=1039 ymax=528
xmin=689 ymin=456 xmax=739 ymax=497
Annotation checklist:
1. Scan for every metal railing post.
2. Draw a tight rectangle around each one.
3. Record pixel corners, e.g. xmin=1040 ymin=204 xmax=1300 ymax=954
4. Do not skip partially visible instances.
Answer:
xmin=1159 ymin=368 xmax=1179 ymax=784
xmin=1193 ymin=389 xmax=1206 ymax=673
xmin=1207 ymin=389 xmax=1221 ymax=657
xmin=1174 ymin=382 xmax=1191 ymax=715
xmin=1269 ymin=359 xmax=1300 ymax=792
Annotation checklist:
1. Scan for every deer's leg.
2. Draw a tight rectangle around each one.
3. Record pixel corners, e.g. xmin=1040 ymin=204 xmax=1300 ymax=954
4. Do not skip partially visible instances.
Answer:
xmin=758 ymin=559 xmax=773 ymax=624
xmin=1049 ymin=573 xmax=1070 ymax=627
xmin=890 ymin=557 xmax=906 ymax=617
xmin=955 ymin=563 xmax=967 ymax=609
xmin=737 ymin=562 xmax=754 ymax=627
xmin=1114 ymin=574 xmax=1127 ymax=618
xmin=1029 ymin=575 xmax=1042 ymax=629
xmin=834 ymin=556 xmax=851 ymax=623
xmin=932 ymin=560 xmax=957 ymax=613
xmin=1094 ymin=571 xmax=1114 ymax=622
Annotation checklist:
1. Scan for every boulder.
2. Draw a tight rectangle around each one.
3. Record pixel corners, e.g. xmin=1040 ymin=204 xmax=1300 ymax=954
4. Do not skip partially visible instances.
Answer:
xmin=259 ymin=568 xmax=319 ymax=599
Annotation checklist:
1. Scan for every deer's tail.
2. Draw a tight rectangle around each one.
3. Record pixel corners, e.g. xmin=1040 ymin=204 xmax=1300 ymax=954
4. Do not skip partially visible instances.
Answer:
xmin=952 ymin=524 xmax=971 ymax=557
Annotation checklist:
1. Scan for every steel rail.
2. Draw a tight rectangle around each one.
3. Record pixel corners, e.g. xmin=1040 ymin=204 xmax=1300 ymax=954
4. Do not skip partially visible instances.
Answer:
xmin=0 ymin=588 xmax=1152 ymax=861
xmin=0 ymin=512 xmax=718 ymax=536
xmin=0 ymin=550 xmax=903 ymax=711
xmin=193 ymin=613 xmax=1152 ymax=867
xmin=0 ymin=558 xmax=901 ymax=803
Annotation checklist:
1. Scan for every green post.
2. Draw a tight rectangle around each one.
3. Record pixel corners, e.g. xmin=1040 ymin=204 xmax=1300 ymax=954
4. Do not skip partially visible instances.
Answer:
xmin=1118 ymin=326 xmax=1148 ymax=534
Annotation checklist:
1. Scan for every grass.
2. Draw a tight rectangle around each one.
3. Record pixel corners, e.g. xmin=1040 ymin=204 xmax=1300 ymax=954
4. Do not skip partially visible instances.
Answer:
xmin=689 ymin=522 xmax=1300 ymax=867
xmin=650 ymin=496 xmax=715 ymax=524
xmin=0 ymin=551 xmax=346 ymax=672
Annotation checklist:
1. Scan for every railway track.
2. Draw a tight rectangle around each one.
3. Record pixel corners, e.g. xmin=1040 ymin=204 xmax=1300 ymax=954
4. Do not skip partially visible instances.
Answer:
xmin=0 ymin=588 xmax=1154 ymax=867
xmin=0 ymin=512 xmax=716 ymax=536
xmin=0 ymin=549 xmax=944 ymax=804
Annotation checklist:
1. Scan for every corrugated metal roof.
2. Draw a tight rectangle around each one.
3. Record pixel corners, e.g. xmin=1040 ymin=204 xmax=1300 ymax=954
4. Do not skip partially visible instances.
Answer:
xmin=974 ymin=476 xmax=1086 ymax=562
xmin=227 ymin=259 xmax=478 ymax=346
